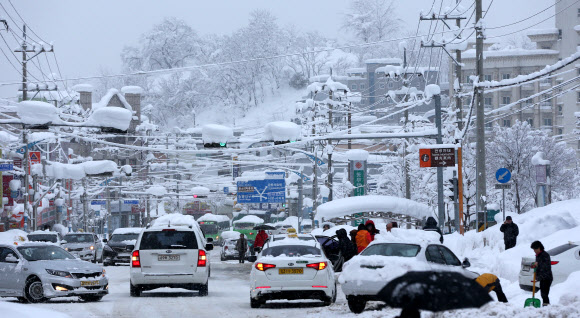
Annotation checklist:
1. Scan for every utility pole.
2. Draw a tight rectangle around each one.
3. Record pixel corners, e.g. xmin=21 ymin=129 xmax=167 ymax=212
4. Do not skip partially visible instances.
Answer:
xmin=297 ymin=173 xmax=303 ymax=232
xmin=475 ymin=0 xmax=487 ymax=231
xmin=82 ymin=178 xmax=87 ymax=232
xmin=118 ymin=176 xmax=123 ymax=227
xmin=32 ymin=175 xmax=38 ymax=230
xmin=403 ymin=47 xmax=411 ymax=200
xmin=327 ymin=144 xmax=333 ymax=202
xmin=328 ymin=69 xmax=333 ymax=130
xmin=455 ymin=0 xmax=464 ymax=131
xmin=347 ymin=102 xmax=352 ymax=150
xmin=23 ymin=129 xmax=31 ymax=230
xmin=106 ymin=186 xmax=111 ymax=237
xmin=175 ymin=133 xmax=180 ymax=213
xmin=434 ymin=94 xmax=445 ymax=230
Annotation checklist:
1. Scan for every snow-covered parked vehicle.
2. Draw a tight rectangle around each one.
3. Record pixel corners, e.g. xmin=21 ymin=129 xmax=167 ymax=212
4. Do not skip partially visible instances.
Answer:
xmin=220 ymin=237 xmax=250 ymax=261
xmin=519 ymin=241 xmax=580 ymax=291
xmin=62 ymin=232 xmax=104 ymax=263
xmin=340 ymin=230 xmax=477 ymax=314
xmin=129 ymin=214 xmax=213 ymax=297
xmin=0 ymin=243 xmax=108 ymax=303
xmin=103 ymin=227 xmax=142 ymax=266
xmin=249 ymin=237 xmax=337 ymax=308
xmin=27 ymin=230 xmax=64 ymax=245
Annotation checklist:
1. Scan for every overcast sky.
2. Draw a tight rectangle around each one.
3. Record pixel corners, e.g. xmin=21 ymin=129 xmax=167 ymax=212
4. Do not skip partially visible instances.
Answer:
xmin=0 ymin=0 xmax=553 ymax=98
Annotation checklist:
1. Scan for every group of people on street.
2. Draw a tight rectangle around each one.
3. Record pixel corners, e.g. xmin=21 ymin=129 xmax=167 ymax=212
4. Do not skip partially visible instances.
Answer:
xmin=234 ymin=229 xmax=269 ymax=264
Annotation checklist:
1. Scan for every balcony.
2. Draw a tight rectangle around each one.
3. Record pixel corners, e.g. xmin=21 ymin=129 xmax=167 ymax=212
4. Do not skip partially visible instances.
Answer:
xmin=539 ymin=79 xmax=552 ymax=88
xmin=521 ymin=83 xmax=535 ymax=90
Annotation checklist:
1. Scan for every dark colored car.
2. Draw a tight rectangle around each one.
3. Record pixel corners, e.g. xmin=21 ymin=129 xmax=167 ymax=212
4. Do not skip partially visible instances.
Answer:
xmin=102 ymin=228 xmax=141 ymax=266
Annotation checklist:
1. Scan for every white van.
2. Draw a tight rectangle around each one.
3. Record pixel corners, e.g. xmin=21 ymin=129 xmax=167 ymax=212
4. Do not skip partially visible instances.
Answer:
xmin=129 ymin=215 xmax=213 ymax=296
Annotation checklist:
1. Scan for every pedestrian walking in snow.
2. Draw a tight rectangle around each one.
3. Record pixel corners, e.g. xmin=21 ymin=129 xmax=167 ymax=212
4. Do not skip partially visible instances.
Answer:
xmin=336 ymin=228 xmax=357 ymax=262
xmin=235 ymin=233 xmax=248 ymax=264
xmin=355 ymin=224 xmax=372 ymax=253
xmin=475 ymin=273 xmax=508 ymax=303
xmin=253 ymin=230 xmax=268 ymax=253
xmin=423 ymin=217 xmax=443 ymax=243
xmin=365 ymin=220 xmax=380 ymax=241
xmin=387 ymin=222 xmax=398 ymax=232
xmin=500 ymin=216 xmax=519 ymax=250
xmin=530 ymin=240 xmax=553 ymax=306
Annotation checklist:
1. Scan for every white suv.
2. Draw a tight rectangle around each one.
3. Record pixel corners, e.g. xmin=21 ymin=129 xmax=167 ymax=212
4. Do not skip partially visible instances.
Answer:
xmin=129 ymin=216 xmax=213 ymax=297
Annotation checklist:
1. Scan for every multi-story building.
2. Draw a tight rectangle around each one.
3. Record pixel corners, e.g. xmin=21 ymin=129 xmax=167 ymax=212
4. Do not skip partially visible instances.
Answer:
xmin=456 ymin=0 xmax=580 ymax=152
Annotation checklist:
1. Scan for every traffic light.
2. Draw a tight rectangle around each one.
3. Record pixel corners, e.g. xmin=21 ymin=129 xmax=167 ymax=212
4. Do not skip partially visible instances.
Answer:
xmin=204 ymin=142 xmax=227 ymax=148
xmin=448 ymin=178 xmax=456 ymax=201
xmin=274 ymin=140 xmax=296 ymax=145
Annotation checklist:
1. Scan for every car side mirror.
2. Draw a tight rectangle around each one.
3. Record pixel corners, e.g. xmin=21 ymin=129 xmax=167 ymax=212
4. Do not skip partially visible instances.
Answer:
xmin=126 ymin=245 xmax=135 ymax=251
xmin=205 ymin=243 xmax=214 ymax=251
xmin=462 ymin=258 xmax=471 ymax=268
xmin=206 ymin=238 xmax=214 ymax=243
xmin=5 ymin=254 xmax=19 ymax=263
xmin=102 ymin=239 xmax=108 ymax=243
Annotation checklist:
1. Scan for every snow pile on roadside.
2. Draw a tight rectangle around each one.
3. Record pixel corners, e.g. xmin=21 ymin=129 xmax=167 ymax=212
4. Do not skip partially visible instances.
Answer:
xmin=0 ymin=229 xmax=28 ymax=245
xmin=263 ymin=121 xmax=301 ymax=142
xmin=0 ymin=301 xmax=70 ymax=318
xmin=339 ymin=256 xmax=429 ymax=285
xmin=425 ymin=300 xmax=580 ymax=318
xmin=233 ymin=215 xmax=264 ymax=225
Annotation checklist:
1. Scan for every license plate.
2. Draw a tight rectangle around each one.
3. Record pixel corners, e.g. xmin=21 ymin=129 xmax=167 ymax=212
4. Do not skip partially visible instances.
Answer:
xmin=158 ymin=255 xmax=180 ymax=261
xmin=279 ymin=268 xmax=303 ymax=275
xmin=80 ymin=281 xmax=99 ymax=286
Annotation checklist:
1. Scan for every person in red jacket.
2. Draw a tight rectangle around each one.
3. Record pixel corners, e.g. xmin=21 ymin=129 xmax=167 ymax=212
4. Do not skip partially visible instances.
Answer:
xmin=253 ymin=230 xmax=268 ymax=252
xmin=365 ymin=220 xmax=380 ymax=241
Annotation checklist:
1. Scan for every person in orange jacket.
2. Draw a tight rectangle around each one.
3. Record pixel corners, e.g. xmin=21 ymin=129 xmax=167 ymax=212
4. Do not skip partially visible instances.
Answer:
xmin=355 ymin=224 xmax=372 ymax=253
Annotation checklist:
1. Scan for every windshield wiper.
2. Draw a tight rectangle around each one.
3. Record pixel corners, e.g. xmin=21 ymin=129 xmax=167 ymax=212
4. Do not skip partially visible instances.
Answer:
xmin=170 ymin=244 xmax=186 ymax=248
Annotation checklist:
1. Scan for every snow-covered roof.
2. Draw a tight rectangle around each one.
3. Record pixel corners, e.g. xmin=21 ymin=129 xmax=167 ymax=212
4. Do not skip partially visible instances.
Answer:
xmin=365 ymin=58 xmax=403 ymax=65
xmin=527 ymin=28 xmax=559 ymax=36
xmin=112 ymin=227 xmax=143 ymax=235
xmin=86 ymin=106 xmax=133 ymax=131
xmin=121 ymin=86 xmax=144 ymax=94
xmin=72 ymin=83 xmax=94 ymax=93
xmin=263 ymin=121 xmax=301 ymax=142
xmin=322 ymin=77 xmax=349 ymax=92
xmin=192 ymin=186 xmax=210 ymax=196
xmin=346 ymin=67 xmax=366 ymax=74
xmin=93 ymin=88 xmax=132 ymax=111
xmin=315 ymin=195 xmax=434 ymax=222
xmin=29 ymin=230 xmax=59 ymax=235
xmin=375 ymin=65 xmax=403 ymax=76
xmin=197 ymin=213 xmax=230 ymax=223
xmin=233 ymin=215 xmax=264 ymax=224
xmin=462 ymin=48 xmax=559 ymax=59
xmin=151 ymin=213 xmax=199 ymax=229
xmin=202 ymin=124 xmax=233 ymax=144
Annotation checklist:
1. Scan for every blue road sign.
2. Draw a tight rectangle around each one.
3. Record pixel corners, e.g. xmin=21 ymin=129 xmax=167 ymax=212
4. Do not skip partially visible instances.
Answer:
xmin=291 ymin=170 xmax=311 ymax=181
xmin=305 ymin=153 xmax=326 ymax=166
xmin=495 ymin=168 xmax=511 ymax=184
xmin=0 ymin=163 xmax=13 ymax=171
xmin=16 ymin=140 xmax=44 ymax=154
xmin=237 ymin=178 xmax=286 ymax=203
xmin=91 ymin=200 xmax=107 ymax=205
xmin=223 ymin=186 xmax=229 ymax=194
xmin=124 ymin=200 xmax=139 ymax=205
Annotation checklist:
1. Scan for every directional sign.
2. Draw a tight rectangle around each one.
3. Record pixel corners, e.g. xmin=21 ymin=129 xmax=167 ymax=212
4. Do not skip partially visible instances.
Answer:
xmin=91 ymin=200 xmax=107 ymax=205
xmin=0 ymin=164 xmax=13 ymax=171
xmin=124 ymin=200 xmax=140 ymax=205
xmin=237 ymin=177 xmax=286 ymax=203
xmin=495 ymin=184 xmax=512 ymax=190
xmin=495 ymin=168 xmax=511 ymax=184
xmin=419 ymin=148 xmax=455 ymax=168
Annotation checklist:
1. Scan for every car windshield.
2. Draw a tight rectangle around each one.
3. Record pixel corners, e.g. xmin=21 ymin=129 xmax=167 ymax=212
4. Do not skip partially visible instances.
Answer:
xmin=28 ymin=234 xmax=58 ymax=243
xmin=17 ymin=246 xmax=75 ymax=261
xmin=262 ymin=245 xmax=321 ymax=257
xmin=233 ymin=222 xmax=255 ymax=230
xmin=110 ymin=234 xmax=139 ymax=242
xmin=140 ymin=231 xmax=198 ymax=250
xmin=547 ymin=244 xmax=578 ymax=256
xmin=361 ymin=243 xmax=421 ymax=257
xmin=64 ymin=234 xmax=94 ymax=243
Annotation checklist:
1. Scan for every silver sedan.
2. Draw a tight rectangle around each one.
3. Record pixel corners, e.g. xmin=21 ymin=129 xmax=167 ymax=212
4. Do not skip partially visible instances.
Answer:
xmin=0 ymin=243 xmax=108 ymax=303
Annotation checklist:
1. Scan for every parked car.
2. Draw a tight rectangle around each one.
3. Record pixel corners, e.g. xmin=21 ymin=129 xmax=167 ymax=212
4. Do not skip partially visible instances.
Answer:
xmin=129 ymin=219 xmax=213 ymax=297
xmin=341 ymin=241 xmax=477 ymax=314
xmin=220 ymin=237 xmax=250 ymax=261
xmin=63 ymin=233 xmax=104 ymax=263
xmin=249 ymin=237 xmax=337 ymax=308
xmin=0 ymin=243 xmax=108 ymax=303
xmin=103 ymin=227 xmax=142 ymax=266
xmin=519 ymin=242 xmax=580 ymax=291
xmin=27 ymin=231 xmax=64 ymax=245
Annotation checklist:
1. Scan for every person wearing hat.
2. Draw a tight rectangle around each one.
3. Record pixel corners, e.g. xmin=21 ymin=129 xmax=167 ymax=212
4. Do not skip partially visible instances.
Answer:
xmin=500 ymin=216 xmax=519 ymax=250
xmin=475 ymin=273 xmax=508 ymax=303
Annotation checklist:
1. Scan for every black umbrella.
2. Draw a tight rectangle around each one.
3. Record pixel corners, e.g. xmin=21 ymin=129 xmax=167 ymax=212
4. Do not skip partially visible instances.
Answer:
xmin=378 ymin=271 xmax=492 ymax=313
xmin=253 ymin=225 xmax=276 ymax=231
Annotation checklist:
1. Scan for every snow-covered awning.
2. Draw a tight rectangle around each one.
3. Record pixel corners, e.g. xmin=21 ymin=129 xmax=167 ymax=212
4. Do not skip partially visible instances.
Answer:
xmin=315 ymin=195 xmax=434 ymax=222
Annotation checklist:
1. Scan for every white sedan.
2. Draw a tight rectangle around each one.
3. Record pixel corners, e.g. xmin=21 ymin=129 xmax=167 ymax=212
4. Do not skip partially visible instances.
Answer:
xmin=519 ymin=242 xmax=580 ymax=291
xmin=249 ymin=238 xmax=336 ymax=308
xmin=340 ymin=241 xmax=477 ymax=313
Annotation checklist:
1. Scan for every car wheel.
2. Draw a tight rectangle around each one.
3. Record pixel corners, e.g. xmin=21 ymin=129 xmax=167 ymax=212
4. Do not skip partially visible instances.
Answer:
xmin=220 ymin=254 xmax=226 ymax=261
xmin=17 ymin=297 xmax=28 ymax=303
xmin=198 ymin=282 xmax=208 ymax=296
xmin=130 ymin=282 xmax=141 ymax=297
xmin=250 ymin=297 xmax=264 ymax=308
xmin=80 ymin=295 xmax=103 ymax=302
xmin=347 ymin=296 xmax=367 ymax=314
xmin=24 ymin=277 xmax=47 ymax=303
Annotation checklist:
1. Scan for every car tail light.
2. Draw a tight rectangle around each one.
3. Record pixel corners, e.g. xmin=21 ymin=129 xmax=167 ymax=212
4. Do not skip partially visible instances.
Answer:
xmin=250 ymin=232 xmax=254 ymax=235
xmin=312 ymin=285 xmax=327 ymax=288
xmin=551 ymin=261 xmax=559 ymax=265
xmin=306 ymin=262 xmax=327 ymax=270
xmin=131 ymin=250 xmax=140 ymax=268
xmin=255 ymin=263 xmax=276 ymax=271
xmin=255 ymin=286 xmax=270 ymax=289
xmin=162 ymin=229 xmax=175 ymax=232
xmin=198 ymin=250 xmax=207 ymax=267
xmin=224 ymin=246 xmax=228 ymax=250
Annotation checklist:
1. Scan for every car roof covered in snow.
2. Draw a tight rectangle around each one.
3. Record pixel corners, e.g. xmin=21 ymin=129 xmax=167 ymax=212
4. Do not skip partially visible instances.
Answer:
xmin=112 ymin=227 xmax=143 ymax=235
xmin=265 ymin=237 xmax=319 ymax=248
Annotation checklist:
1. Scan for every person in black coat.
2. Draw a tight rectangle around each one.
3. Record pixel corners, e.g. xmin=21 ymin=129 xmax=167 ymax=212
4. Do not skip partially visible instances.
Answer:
xmin=500 ymin=216 xmax=519 ymax=250
xmin=531 ymin=240 xmax=553 ymax=306
xmin=423 ymin=217 xmax=443 ymax=243
xmin=336 ymin=228 xmax=356 ymax=262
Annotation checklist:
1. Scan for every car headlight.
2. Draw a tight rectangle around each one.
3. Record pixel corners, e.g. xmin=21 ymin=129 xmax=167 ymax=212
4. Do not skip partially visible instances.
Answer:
xmin=65 ymin=247 xmax=69 ymax=251
xmin=46 ymin=269 xmax=73 ymax=278
xmin=89 ymin=245 xmax=95 ymax=250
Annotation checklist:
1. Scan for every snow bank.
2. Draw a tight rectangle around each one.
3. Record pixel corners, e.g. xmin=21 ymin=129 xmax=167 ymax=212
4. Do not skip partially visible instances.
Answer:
xmin=197 ymin=213 xmax=230 ymax=223
xmin=233 ymin=215 xmax=264 ymax=225
xmin=86 ymin=107 xmax=133 ymax=131
xmin=0 ymin=229 xmax=28 ymax=245
xmin=121 ymin=86 xmax=143 ymax=94
xmin=315 ymin=195 xmax=434 ymax=222
xmin=146 ymin=185 xmax=167 ymax=196
xmin=192 ymin=186 xmax=210 ymax=196
xmin=0 ymin=301 xmax=70 ymax=318
xmin=18 ymin=101 xmax=60 ymax=125
xmin=151 ymin=214 xmax=199 ymax=229
xmin=202 ymin=124 xmax=233 ymax=144
xmin=263 ymin=121 xmax=301 ymax=142
xmin=345 ymin=149 xmax=369 ymax=161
